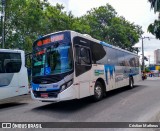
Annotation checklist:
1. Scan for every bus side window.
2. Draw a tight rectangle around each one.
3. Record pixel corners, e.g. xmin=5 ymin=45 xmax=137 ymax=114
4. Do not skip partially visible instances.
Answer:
xmin=80 ymin=47 xmax=91 ymax=65
xmin=75 ymin=46 xmax=80 ymax=64
xmin=75 ymin=46 xmax=91 ymax=65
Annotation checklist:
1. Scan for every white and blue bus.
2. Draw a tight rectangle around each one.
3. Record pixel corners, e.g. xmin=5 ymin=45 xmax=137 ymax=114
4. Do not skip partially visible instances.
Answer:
xmin=31 ymin=30 xmax=141 ymax=102
xmin=0 ymin=49 xmax=29 ymax=100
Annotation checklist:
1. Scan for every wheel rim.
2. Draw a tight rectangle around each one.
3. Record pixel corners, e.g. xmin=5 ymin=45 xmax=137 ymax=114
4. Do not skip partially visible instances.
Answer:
xmin=95 ymin=85 xmax=102 ymax=98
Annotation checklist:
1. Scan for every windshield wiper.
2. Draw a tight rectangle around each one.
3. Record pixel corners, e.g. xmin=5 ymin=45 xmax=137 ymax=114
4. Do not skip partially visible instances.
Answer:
xmin=32 ymin=76 xmax=61 ymax=84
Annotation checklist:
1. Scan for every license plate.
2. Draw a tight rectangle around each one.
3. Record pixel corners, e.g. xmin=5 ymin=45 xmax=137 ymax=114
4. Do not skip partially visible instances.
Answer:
xmin=41 ymin=93 xmax=48 ymax=98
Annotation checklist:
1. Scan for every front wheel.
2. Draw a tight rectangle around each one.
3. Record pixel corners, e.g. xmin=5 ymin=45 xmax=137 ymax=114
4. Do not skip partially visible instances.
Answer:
xmin=93 ymin=81 xmax=104 ymax=101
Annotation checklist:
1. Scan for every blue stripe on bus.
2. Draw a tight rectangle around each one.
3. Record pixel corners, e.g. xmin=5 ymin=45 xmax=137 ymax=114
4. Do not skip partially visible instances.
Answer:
xmin=100 ymin=41 xmax=112 ymax=48
xmin=31 ymin=82 xmax=39 ymax=91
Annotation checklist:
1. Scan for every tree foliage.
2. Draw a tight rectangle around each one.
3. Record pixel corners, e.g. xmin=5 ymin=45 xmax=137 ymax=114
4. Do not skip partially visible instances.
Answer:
xmin=148 ymin=0 xmax=160 ymax=12
xmin=148 ymin=0 xmax=160 ymax=39
xmin=81 ymin=4 xmax=143 ymax=52
xmin=1 ymin=1 xmax=143 ymax=53
xmin=148 ymin=20 xmax=160 ymax=39
xmin=145 ymin=67 xmax=150 ymax=73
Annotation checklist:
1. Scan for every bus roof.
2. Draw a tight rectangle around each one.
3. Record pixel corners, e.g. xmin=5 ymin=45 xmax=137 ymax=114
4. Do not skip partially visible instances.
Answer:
xmin=0 ymin=49 xmax=24 ymax=53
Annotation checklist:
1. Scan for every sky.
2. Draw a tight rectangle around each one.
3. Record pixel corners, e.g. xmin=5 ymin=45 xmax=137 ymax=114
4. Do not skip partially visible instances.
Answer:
xmin=48 ymin=0 xmax=160 ymax=65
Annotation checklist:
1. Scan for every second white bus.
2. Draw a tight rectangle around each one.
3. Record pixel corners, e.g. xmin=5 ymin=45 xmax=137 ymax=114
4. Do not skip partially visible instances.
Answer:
xmin=0 ymin=49 xmax=29 ymax=100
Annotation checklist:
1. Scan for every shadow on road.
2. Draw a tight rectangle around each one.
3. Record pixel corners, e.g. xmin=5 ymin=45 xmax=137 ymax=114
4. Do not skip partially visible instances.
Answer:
xmin=0 ymin=102 xmax=27 ymax=110
xmin=30 ymin=84 xmax=147 ymax=121
xmin=33 ymin=98 xmax=94 ymax=112
xmin=105 ymin=85 xmax=142 ymax=98
xmin=32 ymin=85 xmax=144 ymax=113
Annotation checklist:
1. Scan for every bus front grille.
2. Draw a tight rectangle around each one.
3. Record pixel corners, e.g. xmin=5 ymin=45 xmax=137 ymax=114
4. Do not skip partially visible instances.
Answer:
xmin=33 ymin=91 xmax=59 ymax=98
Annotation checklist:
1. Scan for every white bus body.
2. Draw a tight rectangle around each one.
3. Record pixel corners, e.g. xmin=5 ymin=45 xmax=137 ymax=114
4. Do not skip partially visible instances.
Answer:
xmin=0 ymin=49 xmax=29 ymax=100
xmin=31 ymin=30 xmax=141 ymax=102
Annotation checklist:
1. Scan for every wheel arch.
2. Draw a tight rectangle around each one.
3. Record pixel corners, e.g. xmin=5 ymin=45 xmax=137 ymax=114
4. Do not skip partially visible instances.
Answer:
xmin=96 ymin=77 xmax=106 ymax=92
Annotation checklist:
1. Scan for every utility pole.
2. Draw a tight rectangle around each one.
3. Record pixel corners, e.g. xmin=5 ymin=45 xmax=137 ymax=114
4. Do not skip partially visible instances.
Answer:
xmin=1 ymin=0 xmax=5 ymax=48
xmin=148 ymin=55 xmax=150 ymax=67
xmin=142 ymin=38 xmax=144 ymax=71
xmin=141 ymin=36 xmax=150 ymax=72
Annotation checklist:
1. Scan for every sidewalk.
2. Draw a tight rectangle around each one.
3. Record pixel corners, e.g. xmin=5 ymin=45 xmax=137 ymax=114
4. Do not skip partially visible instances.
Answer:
xmin=147 ymin=77 xmax=160 ymax=80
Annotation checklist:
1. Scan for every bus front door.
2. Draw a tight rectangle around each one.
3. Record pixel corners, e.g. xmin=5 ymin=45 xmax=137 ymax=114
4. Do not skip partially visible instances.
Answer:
xmin=75 ymin=46 xmax=92 ymax=98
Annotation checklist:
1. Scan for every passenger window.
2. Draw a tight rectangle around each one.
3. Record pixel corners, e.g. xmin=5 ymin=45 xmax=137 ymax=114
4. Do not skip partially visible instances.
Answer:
xmin=0 ymin=53 xmax=21 ymax=73
xmin=75 ymin=46 xmax=91 ymax=65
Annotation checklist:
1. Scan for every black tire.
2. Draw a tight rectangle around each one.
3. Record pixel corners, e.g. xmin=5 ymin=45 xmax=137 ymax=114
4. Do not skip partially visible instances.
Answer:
xmin=93 ymin=81 xmax=104 ymax=101
xmin=129 ymin=77 xmax=134 ymax=88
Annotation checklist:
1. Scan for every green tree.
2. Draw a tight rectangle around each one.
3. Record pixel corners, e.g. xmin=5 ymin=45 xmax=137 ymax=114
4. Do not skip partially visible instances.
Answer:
xmin=2 ymin=1 xmax=64 ymax=51
xmin=105 ymin=17 xmax=142 ymax=51
xmin=2 ymin=0 xmax=90 ymax=52
xmin=81 ymin=4 xmax=143 ymax=51
xmin=148 ymin=20 xmax=160 ymax=39
xmin=82 ymin=4 xmax=117 ymax=40
xmin=148 ymin=0 xmax=160 ymax=12
xmin=4 ymin=0 xmax=46 ymax=51
xmin=1 ymin=1 xmax=142 ymax=54
xmin=148 ymin=0 xmax=160 ymax=39
xmin=145 ymin=67 xmax=150 ymax=73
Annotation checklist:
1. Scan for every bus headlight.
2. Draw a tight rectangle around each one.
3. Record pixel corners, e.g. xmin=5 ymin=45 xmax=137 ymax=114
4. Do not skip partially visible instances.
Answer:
xmin=60 ymin=79 xmax=73 ymax=92
xmin=67 ymin=80 xmax=73 ymax=87
xmin=61 ymin=84 xmax=66 ymax=91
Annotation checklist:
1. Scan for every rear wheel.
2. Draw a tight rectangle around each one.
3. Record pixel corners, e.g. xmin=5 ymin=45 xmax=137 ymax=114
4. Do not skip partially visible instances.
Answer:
xmin=93 ymin=81 xmax=104 ymax=101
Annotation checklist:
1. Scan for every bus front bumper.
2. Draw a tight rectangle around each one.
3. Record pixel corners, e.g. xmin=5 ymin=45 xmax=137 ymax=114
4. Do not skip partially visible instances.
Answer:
xmin=30 ymin=85 xmax=76 ymax=102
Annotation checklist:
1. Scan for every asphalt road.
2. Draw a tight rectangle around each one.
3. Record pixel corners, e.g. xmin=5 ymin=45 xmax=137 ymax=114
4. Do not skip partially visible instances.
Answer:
xmin=0 ymin=78 xmax=160 ymax=131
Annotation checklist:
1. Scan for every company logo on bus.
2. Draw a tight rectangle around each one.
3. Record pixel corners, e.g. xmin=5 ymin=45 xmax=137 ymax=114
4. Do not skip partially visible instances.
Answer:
xmin=37 ymin=34 xmax=64 ymax=46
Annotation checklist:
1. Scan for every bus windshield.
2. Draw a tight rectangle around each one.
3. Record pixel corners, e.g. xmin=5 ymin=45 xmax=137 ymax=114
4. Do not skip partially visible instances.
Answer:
xmin=32 ymin=43 xmax=73 ymax=77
